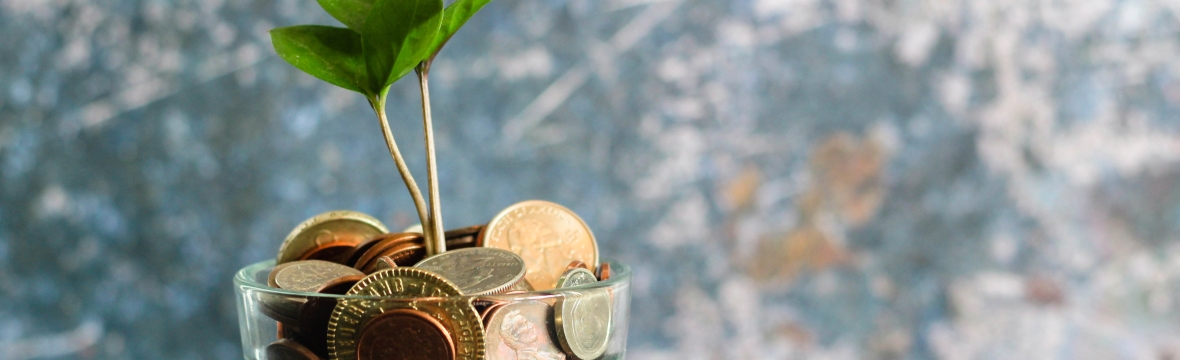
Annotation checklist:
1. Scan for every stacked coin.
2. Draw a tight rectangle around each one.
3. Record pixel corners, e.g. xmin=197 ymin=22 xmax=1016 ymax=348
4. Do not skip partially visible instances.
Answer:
xmin=261 ymin=200 xmax=617 ymax=360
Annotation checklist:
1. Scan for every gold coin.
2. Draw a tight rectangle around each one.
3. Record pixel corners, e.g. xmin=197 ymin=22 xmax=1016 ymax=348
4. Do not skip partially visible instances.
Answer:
xmin=479 ymin=200 xmax=598 ymax=290
xmin=553 ymin=269 xmax=611 ymax=360
xmin=277 ymin=210 xmax=388 ymax=265
xmin=327 ymin=268 xmax=485 ymax=360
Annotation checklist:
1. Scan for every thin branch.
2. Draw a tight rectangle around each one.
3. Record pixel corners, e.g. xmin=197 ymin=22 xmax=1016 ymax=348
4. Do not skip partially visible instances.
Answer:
xmin=416 ymin=66 xmax=446 ymax=256
xmin=370 ymin=95 xmax=430 ymax=244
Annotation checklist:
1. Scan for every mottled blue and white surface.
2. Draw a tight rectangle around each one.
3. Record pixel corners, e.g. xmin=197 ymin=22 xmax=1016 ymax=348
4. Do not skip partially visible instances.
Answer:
xmin=3 ymin=0 xmax=1180 ymax=358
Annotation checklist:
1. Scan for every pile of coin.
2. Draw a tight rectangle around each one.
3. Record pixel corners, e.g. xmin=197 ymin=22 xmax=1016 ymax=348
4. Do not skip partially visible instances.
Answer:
xmin=259 ymin=200 xmax=616 ymax=360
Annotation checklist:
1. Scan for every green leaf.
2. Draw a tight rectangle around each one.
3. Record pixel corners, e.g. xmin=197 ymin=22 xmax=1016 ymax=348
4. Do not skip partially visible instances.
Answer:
xmin=362 ymin=0 xmax=444 ymax=90
xmin=426 ymin=0 xmax=493 ymax=61
xmin=316 ymin=0 xmax=374 ymax=32
xmin=270 ymin=25 xmax=370 ymax=94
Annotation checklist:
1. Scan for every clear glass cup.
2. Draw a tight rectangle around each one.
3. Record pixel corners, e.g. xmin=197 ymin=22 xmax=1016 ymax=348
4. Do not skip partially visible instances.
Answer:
xmin=234 ymin=259 xmax=631 ymax=359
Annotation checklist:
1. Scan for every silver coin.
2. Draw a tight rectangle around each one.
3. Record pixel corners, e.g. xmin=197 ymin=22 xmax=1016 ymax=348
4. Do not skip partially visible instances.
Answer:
xmin=555 ymin=268 xmax=597 ymax=288
xmin=272 ymin=260 xmax=364 ymax=293
xmin=414 ymin=247 xmax=527 ymax=296
xmin=485 ymin=300 xmax=567 ymax=360
xmin=553 ymin=268 xmax=611 ymax=359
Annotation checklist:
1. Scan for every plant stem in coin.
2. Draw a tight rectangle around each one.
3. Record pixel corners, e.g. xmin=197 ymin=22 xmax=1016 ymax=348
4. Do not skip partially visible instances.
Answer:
xmin=416 ymin=64 xmax=446 ymax=255
xmin=369 ymin=92 xmax=430 ymax=239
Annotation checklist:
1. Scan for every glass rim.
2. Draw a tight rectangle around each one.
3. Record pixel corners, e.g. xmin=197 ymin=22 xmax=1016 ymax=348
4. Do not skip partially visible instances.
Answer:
xmin=233 ymin=258 xmax=631 ymax=300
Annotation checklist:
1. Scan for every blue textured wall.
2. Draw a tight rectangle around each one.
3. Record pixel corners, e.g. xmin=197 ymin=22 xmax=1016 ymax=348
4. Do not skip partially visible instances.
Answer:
xmin=3 ymin=0 xmax=1180 ymax=358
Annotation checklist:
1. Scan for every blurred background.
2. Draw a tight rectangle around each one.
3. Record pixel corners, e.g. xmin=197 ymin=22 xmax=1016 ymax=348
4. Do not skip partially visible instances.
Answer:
xmin=2 ymin=0 xmax=1180 ymax=358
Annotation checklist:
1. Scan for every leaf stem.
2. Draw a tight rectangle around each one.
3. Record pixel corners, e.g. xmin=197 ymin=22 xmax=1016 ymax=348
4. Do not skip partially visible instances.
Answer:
xmin=416 ymin=65 xmax=446 ymax=256
xmin=369 ymin=93 xmax=432 ymax=251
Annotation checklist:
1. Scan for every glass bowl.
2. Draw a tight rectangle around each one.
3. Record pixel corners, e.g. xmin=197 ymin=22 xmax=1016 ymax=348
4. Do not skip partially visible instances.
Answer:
xmin=234 ymin=259 xmax=631 ymax=360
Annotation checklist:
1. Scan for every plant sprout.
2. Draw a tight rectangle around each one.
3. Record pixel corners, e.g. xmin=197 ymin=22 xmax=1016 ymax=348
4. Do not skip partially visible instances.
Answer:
xmin=270 ymin=0 xmax=492 ymax=255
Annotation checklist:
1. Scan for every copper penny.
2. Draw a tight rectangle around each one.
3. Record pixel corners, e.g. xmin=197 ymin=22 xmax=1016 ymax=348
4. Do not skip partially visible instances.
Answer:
xmin=356 ymin=308 xmax=455 ymax=360
xmin=479 ymin=200 xmax=598 ymax=290
xmin=565 ymin=260 xmax=589 ymax=272
xmin=480 ymin=303 xmax=506 ymax=330
xmin=259 ymin=293 xmax=305 ymax=325
xmin=352 ymin=233 xmax=422 ymax=272
xmin=485 ymin=300 xmax=567 ymax=360
xmin=298 ymin=279 xmax=361 ymax=358
xmin=346 ymin=232 xmax=419 ymax=268
xmin=266 ymin=338 xmax=320 ymax=360
xmin=340 ymin=234 xmax=391 ymax=267
xmin=444 ymin=224 xmax=484 ymax=249
xmin=596 ymin=262 xmax=612 ymax=281
xmin=299 ymin=241 xmax=357 ymax=264
xmin=359 ymin=242 xmax=425 ymax=273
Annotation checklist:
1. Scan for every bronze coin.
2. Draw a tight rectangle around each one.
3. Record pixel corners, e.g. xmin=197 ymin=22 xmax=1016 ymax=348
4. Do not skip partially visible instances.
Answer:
xmin=352 ymin=233 xmax=422 ymax=272
xmin=485 ymin=300 xmax=566 ymax=360
xmin=259 ymin=293 xmax=305 ymax=325
xmin=356 ymin=309 xmax=455 ymax=360
xmin=307 ymin=274 xmax=364 ymax=294
xmin=341 ymin=234 xmax=390 ymax=267
xmin=360 ymin=242 xmax=425 ymax=273
xmin=565 ymin=260 xmax=589 ymax=272
xmin=480 ymin=303 xmax=506 ymax=330
xmin=266 ymin=338 xmax=320 ymax=360
xmin=596 ymin=262 xmax=612 ymax=281
xmin=344 ymin=233 xmax=419 ymax=267
xmin=445 ymin=224 xmax=484 ymax=249
xmin=299 ymin=241 xmax=357 ymax=264
xmin=296 ymin=278 xmax=360 ymax=359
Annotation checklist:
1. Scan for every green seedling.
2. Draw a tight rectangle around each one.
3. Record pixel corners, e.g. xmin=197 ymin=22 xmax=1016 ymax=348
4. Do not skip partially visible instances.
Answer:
xmin=270 ymin=0 xmax=493 ymax=255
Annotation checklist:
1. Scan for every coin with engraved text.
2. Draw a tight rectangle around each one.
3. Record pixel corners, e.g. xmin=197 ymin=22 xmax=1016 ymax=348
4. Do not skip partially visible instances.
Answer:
xmin=479 ymin=200 xmax=598 ymax=290
xmin=415 ymin=248 xmax=526 ymax=296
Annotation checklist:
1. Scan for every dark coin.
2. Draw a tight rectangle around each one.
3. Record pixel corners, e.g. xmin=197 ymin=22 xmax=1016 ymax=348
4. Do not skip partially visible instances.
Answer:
xmin=266 ymin=338 xmax=320 ymax=360
xmin=565 ymin=260 xmax=589 ymax=272
xmin=259 ymin=293 xmax=305 ymax=325
xmin=596 ymin=262 xmax=612 ymax=281
xmin=297 ymin=279 xmax=359 ymax=359
xmin=480 ymin=303 xmax=506 ymax=330
xmin=299 ymin=242 xmax=357 ymax=264
xmin=340 ymin=234 xmax=391 ymax=267
xmin=352 ymin=233 xmax=422 ymax=272
xmin=359 ymin=242 xmax=425 ymax=273
xmin=444 ymin=224 xmax=484 ymax=249
xmin=345 ymin=233 xmax=419 ymax=268
xmin=356 ymin=309 xmax=455 ymax=360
